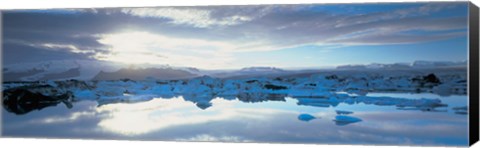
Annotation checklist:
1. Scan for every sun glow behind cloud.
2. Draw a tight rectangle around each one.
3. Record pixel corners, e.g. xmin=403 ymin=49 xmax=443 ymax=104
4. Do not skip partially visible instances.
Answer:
xmin=2 ymin=3 xmax=469 ymax=68
xmin=96 ymin=31 xmax=236 ymax=69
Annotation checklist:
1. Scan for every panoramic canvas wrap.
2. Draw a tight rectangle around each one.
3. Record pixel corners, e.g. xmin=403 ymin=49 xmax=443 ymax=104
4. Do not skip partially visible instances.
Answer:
xmin=0 ymin=2 xmax=477 ymax=147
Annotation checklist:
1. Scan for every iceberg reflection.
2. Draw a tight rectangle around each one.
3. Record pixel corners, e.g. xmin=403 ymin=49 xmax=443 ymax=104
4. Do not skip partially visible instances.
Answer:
xmin=1 ymin=93 xmax=468 ymax=146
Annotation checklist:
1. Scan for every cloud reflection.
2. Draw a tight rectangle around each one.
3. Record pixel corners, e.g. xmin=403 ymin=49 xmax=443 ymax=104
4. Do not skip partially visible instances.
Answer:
xmin=96 ymin=97 xmax=294 ymax=135
xmin=1 ymin=96 xmax=468 ymax=146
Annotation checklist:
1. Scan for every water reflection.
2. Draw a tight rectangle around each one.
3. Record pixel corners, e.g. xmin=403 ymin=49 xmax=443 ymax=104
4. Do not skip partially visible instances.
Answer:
xmin=95 ymin=97 xmax=294 ymax=135
xmin=2 ymin=93 xmax=469 ymax=146
xmin=336 ymin=110 xmax=353 ymax=115
xmin=2 ymin=87 xmax=74 ymax=115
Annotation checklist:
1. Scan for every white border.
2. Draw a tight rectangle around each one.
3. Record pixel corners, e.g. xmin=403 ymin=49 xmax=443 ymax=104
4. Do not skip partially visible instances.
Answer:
xmin=0 ymin=0 xmax=478 ymax=148
xmin=0 ymin=0 xmax=473 ymax=9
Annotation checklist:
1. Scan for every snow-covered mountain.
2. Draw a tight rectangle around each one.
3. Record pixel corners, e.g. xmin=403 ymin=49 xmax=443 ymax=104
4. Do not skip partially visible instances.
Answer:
xmin=3 ymin=60 xmax=123 ymax=81
xmin=337 ymin=61 xmax=467 ymax=70
xmin=208 ymin=67 xmax=291 ymax=78
xmin=92 ymin=67 xmax=200 ymax=80
xmin=3 ymin=60 xmax=468 ymax=82
xmin=411 ymin=60 xmax=467 ymax=68
xmin=239 ymin=67 xmax=285 ymax=73
xmin=2 ymin=60 xmax=206 ymax=81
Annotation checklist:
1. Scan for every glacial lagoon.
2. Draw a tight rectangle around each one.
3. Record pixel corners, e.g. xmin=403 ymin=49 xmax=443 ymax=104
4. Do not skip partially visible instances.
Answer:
xmin=1 ymin=68 xmax=469 ymax=146
xmin=2 ymin=92 xmax=468 ymax=146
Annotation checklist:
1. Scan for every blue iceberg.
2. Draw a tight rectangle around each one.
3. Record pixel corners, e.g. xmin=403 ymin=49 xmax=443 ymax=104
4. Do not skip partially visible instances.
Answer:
xmin=333 ymin=115 xmax=362 ymax=126
xmin=298 ymin=114 xmax=316 ymax=122
xmin=336 ymin=110 xmax=353 ymax=115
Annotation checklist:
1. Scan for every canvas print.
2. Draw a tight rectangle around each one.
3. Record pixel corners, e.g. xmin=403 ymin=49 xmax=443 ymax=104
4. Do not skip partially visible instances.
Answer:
xmin=0 ymin=2 xmax=472 ymax=147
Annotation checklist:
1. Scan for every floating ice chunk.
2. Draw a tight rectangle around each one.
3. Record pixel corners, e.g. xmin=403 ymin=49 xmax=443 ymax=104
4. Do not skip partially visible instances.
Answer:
xmin=452 ymin=106 xmax=468 ymax=111
xmin=345 ymin=89 xmax=368 ymax=96
xmin=94 ymin=82 xmax=127 ymax=97
xmin=236 ymin=93 xmax=286 ymax=103
xmin=333 ymin=115 xmax=362 ymax=126
xmin=127 ymin=94 xmax=157 ymax=102
xmin=151 ymin=85 xmax=174 ymax=94
xmin=397 ymin=106 xmax=447 ymax=112
xmin=195 ymin=101 xmax=212 ymax=110
xmin=45 ymin=80 xmax=58 ymax=87
xmin=454 ymin=111 xmax=468 ymax=115
xmin=288 ymin=89 xmax=331 ymax=98
xmin=218 ymin=95 xmax=237 ymax=101
xmin=73 ymin=90 xmax=98 ymax=100
xmin=336 ymin=110 xmax=353 ymax=115
xmin=452 ymin=106 xmax=468 ymax=115
xmin=432 ymin=84 xmax=453 ymax=96
xmin=296 ymin=97 xmax=339 ymax=108
xmin=298 ymin=114 xmax=316 ymax=122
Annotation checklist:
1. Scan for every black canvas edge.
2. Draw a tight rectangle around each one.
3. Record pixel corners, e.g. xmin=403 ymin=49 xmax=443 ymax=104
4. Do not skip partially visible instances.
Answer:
xmin=0 ymin=10 xmax=4 ymax=137
xmin=469 ymin=1 xmax=479 ymax=146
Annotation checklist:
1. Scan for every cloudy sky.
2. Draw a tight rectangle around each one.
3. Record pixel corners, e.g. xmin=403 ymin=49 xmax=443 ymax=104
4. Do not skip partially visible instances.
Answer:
xmin=1 ymin=2 xmax=469 ymax=69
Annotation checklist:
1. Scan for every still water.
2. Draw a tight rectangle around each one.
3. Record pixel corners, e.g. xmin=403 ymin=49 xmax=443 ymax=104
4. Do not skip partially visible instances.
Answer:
xmin=2 ymin=93 xmax=468 ymax=146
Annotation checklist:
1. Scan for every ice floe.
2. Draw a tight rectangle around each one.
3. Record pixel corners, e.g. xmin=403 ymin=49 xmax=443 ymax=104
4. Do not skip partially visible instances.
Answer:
xmin=297 ymin=114 xmax=316 ymax=122
xmin=336 ymin=110 xmax=353 ymax=115
xmin=333 ymin=115 xmax=362 ymax=126
xmin=2 ymin=70 xmax=467 ymax=114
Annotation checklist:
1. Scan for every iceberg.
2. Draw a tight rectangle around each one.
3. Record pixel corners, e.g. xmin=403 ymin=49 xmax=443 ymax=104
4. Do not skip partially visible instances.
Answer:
xmin=452 ymin=106 xmax=468 ymax=115
xmin=298 ymin=114 xmax=316 ymax=122
xmin=296 ymin=97 xmax=339 ymax=108
xmin=336 ymin=110 xmax=353 ymax=115
xmin=333 ymin=115 xmax=362 ymax=126
xmin=2 ymin=66 xmax=467 ymax=114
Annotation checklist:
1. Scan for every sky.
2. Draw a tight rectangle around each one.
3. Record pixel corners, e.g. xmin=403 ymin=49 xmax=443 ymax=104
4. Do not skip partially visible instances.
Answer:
xmin=1 ymin=2 xmax=469 ymax=69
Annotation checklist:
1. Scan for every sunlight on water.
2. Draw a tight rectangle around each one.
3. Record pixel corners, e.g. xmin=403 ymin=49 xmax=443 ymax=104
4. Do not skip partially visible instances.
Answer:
xmin=2 ymin=93 xmax=468 ymax=146
xmin=96 ymin=96 xmax=295 ymax=135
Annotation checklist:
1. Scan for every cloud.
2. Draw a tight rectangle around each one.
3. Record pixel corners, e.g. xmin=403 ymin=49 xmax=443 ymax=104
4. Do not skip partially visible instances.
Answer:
xmin=2 ymin=42 xmax=96 ymax=64
xmin=1 ymin=10 xmax=119 ymax=64
xmin=328 ymin=31 xmax=466 ymax=45
xmin=120 ymin=7 xmax=253 ymax=28
xmin=2 ymin=2 xmax=469 ymax=66
xmin=95 ymin=31 xmax=236 ymax=69
xmin=226 ymin=4 xmax=467 ymax=49
xmin=116 ymin=3 xmax=466 ymax=52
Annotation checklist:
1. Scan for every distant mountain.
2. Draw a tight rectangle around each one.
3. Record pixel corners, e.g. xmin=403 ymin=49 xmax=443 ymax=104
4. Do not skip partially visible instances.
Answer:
xmin=2 ymin=60 xmax=122 ymax=81
xmin=411 ymin=60 xmax=467 ymax=68
xmin=239 ymin=67 xmax=286 ymax=73
xmin=337 ymin=61 xmax=467 ymax=70
xmin=337 ymin=63 xmax=411 ymax=70
xmin=2 ymin=60 xmax=203 ymax=81
xmin=209 ymin=67 xmax=290 ymax=78
xmin=92 ymin=67 xmax=199 ymax=80
xmin=3 ymin=60 xmax=467 ymax=81
xmin=336 ymin=65 xmax=367 ymax=70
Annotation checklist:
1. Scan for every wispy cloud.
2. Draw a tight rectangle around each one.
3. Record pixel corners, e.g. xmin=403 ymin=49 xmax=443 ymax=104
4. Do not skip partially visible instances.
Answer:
xmin=120 ymin=7 xmax=254 ymax=28
xmin=2 ymin=2 xmax=469 ymax=66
